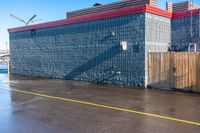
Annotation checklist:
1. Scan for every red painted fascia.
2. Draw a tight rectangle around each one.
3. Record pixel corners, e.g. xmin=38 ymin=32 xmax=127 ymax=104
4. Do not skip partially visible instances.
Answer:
xmin=8 ymin=4 xmax=172 ymax=33
xmin=146 ymin=5 xmax=172 ymax=18
xmin=172 ymin=9 xmax=200 ymax=19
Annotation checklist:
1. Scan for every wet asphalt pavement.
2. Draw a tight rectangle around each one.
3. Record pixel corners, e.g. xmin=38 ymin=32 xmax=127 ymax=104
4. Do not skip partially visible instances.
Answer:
xmin=0 ymin=73 xmax=200 ymax=133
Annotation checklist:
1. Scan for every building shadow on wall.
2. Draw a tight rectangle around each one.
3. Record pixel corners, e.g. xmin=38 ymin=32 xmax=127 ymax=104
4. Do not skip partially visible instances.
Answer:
xmin=148 ymin=54 xmax=175 ymax=90
xmin=92 ymin=66 xmax=118 ymax=84
xmin=64 ymin=35 xmax=120 ymax=80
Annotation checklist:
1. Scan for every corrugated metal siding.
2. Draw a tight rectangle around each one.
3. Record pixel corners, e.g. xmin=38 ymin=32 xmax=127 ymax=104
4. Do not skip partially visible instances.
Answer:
xmin=173 ymin=1 xmax=189 ymax=12
xmin=67 ymin=0 xmax=157 ymax=18
xmin=171 ymin=1 xmax=200 ymax=12
xmin=166 ymin=2 xmax=173 ymax=12
xmin=150 ymin=0 xmax=157 ymax=7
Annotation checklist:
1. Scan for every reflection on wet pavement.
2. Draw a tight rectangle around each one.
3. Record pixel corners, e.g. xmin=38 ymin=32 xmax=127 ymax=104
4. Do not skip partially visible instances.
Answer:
xmin=0 ymin=73 xmax=200 ymax=133
xmin=0 ymin=64 xmax=8 ymax=73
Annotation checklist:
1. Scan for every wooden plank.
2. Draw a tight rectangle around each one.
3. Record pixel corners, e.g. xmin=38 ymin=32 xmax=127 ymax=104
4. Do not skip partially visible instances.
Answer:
xmin=159 ymin=52 xmax=162 ymax=88
xmin=171 ymin=53 xmax=175 ymax=88
xmin=189 ymin=53 xmax=196 ymax=89
xmin=174 ymin=53 xmax=179 ymax=88
xmin=153 ymin=53 xmax=158 ymax=87
xmin=184 ymin=53 xmax=188 ymax=89
xmin=159 ymin=53 xmax=162 ymax=86
xmin=148 ymin=52 xmax=200 ymax=91
xmin=193 ymin=53 xmax=200 ymax=92
xmin=168 ymin=53 xmax=173 ymax=88
xmin=198 ymin=53 xmax=200 ymax=92
xmin=188 ymin=53 xmax=191 ymax=88
xmin=160 ymin=52 xmax=164 ymax=87
xmin=175 ymin=52 xmax=186 ymax=90
xmin=164 ymin=52 xmax=171 ymax=88
xmin=148 ymin=53 xmax=152 ymax=85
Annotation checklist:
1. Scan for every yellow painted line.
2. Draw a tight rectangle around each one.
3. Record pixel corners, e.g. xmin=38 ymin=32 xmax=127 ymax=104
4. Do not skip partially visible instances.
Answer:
xmin=3 ymin=88 xmax=200 ymax=126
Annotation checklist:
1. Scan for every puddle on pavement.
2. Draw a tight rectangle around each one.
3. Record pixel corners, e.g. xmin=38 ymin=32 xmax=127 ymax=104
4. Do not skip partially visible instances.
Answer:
xmin=0 ymin=72 xmax=13 ymax=129
xmin=0 ymin=64 xmax=8 ymax=74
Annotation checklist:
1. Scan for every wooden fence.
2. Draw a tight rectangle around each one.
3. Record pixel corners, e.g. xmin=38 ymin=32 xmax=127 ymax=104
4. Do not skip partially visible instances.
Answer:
xmin=148 ymin=52 xmax=200 ymax=92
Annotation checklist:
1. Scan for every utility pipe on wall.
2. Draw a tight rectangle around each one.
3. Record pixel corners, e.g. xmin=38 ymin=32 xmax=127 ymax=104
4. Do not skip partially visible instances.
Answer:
xmin=190 ymin=10 xmax=193 ymax=38
xmin=190 ymin=0 xmax=193 ymax=38
xmin=199 ymin=9 xmax=200 ymax=37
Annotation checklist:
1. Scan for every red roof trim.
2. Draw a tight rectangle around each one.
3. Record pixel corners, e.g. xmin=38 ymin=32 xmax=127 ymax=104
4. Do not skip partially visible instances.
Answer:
xmin=146 ymin=5 xmax=172 ymax=18
xmin=8 ymin=4 xmax=172 ymax=33
xmin=172 ymin=9 xmax=200 ymax=19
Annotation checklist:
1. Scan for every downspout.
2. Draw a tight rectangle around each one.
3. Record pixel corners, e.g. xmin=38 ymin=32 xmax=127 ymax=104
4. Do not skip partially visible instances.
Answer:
xmin=190 ymin=0 xmax=193 ymax=38
xmin=199 ymin=9 xmax=200 ymax=37
xmin=190 ymin=10 xmax=193 ymax=38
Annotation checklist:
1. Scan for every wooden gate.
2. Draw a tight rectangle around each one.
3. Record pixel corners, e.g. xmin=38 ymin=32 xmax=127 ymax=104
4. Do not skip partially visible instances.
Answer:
xmin=148 ymin=52 xmax=200 ymax=92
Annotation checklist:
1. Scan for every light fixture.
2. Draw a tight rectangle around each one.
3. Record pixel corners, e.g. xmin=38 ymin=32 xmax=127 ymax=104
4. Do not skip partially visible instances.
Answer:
xmin=10 ymin=14 xmax=41 ymax=26
xmin=120 ymin=41 xmax=128 ymax=51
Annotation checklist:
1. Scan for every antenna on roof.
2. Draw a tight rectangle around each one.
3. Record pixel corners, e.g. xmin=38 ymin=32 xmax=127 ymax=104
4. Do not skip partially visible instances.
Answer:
xmin=27 ymin=15 xmax=37 ymax=25
xmin=10 ymin=14 xmax=41 ymax=26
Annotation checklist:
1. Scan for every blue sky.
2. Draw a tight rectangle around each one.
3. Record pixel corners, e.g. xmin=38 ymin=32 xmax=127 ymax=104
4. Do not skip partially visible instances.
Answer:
xmin=0 ymin=0 xmax=200 ymax=50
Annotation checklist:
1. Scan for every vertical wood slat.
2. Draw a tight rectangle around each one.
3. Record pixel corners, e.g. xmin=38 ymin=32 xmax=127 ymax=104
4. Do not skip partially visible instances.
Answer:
xmin=147 ymin=52 xmax=153 ymax=88
xmin=189 ymin=53 xmax=196 ymax=89
xmin=148 ymin=52 xmax=200 ymax=92
xmin=196 ymin=53 xmax=198 ymax=90
xmin=194 ymin=53 xmax=200 ymax=92
xmin=197 ymin=53 xmax=200 ymax=92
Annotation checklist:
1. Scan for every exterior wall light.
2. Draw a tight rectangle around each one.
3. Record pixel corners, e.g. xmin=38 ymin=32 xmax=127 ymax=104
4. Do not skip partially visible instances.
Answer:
xmin=188 ymin=43 xmax=197 ymax=52
xmin=120 ymin=41 xmax=128 ymax=51
xmin=31 ymin=29 xmax=36 ymax=36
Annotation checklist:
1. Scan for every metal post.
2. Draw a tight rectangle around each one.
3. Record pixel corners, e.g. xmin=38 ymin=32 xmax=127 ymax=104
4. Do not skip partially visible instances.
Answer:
xmin=199 ymin=9 xmax=200 ymax=37
xmin=190 ymin=11 xmax=193 ymax=38
xmin=5 ymin=41 xmax=8 ymax=52
xmin=7 ymin=61 xmax=10 ymax=75
xmin=190 ymin=0 xmax=193 ymax=38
